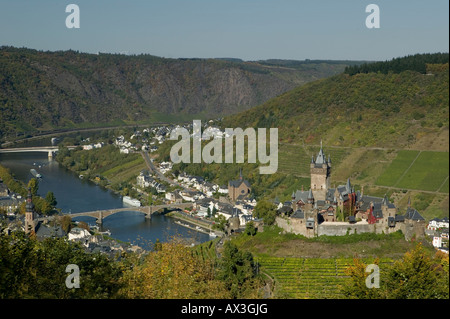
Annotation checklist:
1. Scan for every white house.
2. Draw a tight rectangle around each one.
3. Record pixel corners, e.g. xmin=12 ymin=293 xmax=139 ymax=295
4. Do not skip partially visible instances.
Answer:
xmin=428 ymin=217 xmax=450 ymax=230
xmin=159 ymin=162 xmax=173 ymax=174
xmin=94 ymin=142 xmax=104 ymax=149
xmin=218 ymin=185 xmax=229 ymax=194
xmin=433 ymin=236 xmax=442 ymax=248
xmin=180 ymin=190 xmax=196 ymax=202
xmin=165 ymin=192 xmax=176 ymax=202
xmin=217 ymin=211 xmax=232 ymax=220
xmin=68 ymin=227 xmax=91 ymax=241
xmin=137 ymin=174 xmax=153 ymax=188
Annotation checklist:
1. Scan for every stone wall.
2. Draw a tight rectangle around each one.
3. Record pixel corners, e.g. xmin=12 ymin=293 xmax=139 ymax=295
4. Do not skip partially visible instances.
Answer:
xmin=317 ymin=222 xmax=376 ymax=236
xmin=276 ymin=216 xmax=425 ymax=240
xmin=276 ymin=216 xmax=315 ymax=237
xmin=397 ymin=220 xmax=426 ymax=241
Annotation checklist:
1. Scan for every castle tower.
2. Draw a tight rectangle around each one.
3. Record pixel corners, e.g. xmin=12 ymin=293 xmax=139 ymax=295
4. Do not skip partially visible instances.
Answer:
xmin=310 ymin=140 xmax=331 ymax=201
xmin=381 ymin=195 xmax=396 ymax=224
xmin=24 ymin=188 xmax=36 ymax=235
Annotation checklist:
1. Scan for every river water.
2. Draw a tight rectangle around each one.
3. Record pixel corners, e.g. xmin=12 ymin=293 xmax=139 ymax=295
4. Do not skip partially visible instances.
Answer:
xmin=0 ymin=142 xmax=210 ymax=249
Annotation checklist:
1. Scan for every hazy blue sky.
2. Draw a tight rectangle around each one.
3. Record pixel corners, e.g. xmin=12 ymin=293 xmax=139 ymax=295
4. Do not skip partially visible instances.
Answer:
xmin=0 ymin=0 xmax=448 ymax=61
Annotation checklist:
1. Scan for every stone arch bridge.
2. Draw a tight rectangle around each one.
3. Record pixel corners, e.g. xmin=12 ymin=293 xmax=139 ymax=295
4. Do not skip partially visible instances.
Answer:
xmin=68 ymin=202 xmax=193 ymax=225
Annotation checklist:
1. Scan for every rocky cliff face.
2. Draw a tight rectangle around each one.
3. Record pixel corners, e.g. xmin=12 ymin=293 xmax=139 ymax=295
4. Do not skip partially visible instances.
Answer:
xmin=0 ymin=47 xmax=349 ymax=136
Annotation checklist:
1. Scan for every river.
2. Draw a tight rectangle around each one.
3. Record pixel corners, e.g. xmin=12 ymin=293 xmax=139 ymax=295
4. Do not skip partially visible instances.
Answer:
xmin=0 ymin=147 xmax=210 ymax=250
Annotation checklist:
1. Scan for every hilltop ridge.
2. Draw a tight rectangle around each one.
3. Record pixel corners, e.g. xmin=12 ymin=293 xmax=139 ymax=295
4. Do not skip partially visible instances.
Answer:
xmin=222 ymin=53 xmax=449 ymax=151
xmin=0 ymin=46 xmax=360 ymax=140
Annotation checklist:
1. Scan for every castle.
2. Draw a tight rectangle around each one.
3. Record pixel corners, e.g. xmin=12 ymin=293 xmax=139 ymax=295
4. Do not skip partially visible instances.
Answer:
xmin=276 ymin=142 xmax=426 ymax=240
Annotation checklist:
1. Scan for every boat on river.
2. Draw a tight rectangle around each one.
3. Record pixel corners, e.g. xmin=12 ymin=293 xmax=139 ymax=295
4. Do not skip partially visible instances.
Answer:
xmin=122 ymin=196 xmax=141 ymax=207
xmin=30 ymin=168 xmax=42 ymax=178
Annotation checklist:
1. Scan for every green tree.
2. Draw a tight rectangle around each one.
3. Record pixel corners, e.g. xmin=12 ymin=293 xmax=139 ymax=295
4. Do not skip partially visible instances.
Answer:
xmin=383 ymin=244 xmax=449 ymax=299
xmin=217 ymin=241 xmax=262 ymax=298
xmin=34 ymin=197 xmax=52 ymax=215
xmin=148 ymin=194 xmax=154 ymax=205
xmin=45 ymin=191 xmax=57 ymax=208
xmin=245 ymin=221 xmax=257 ymax=236
xmin=213 ymin=214 xmax=227 ymax=232
xmin=341 ymin=244 xmax=449 ymax=299
xmin=27 ymin=178 xmax=39 ymax=196
xmin=0 ymin=232 xmax=123 ymax=298
xmin=335 ymin=206 xmax=344 ymax=222
xmin=253 ymin=199 xmax=277 ymax=225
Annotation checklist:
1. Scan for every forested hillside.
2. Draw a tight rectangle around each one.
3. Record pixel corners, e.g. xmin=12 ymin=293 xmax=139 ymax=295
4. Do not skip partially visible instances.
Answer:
xmin=223 ymin=54 xmax=449 ymax=151
xmin=344 ymin=52 xmax=448 ymax=75
xmin=0 ymin=46 xmax=356 ymax=141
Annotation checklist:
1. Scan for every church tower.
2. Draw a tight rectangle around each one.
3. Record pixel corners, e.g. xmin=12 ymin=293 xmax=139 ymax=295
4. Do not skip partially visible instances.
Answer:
xmin=24 ymin=188 xmax=36 ymax=235
xmin=310 ymin=141 xmax=331 ymax=201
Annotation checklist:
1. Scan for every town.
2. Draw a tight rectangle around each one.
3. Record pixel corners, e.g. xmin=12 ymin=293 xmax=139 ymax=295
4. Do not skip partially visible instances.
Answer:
xmin=1 ymin=122 xmax=448 ymax=257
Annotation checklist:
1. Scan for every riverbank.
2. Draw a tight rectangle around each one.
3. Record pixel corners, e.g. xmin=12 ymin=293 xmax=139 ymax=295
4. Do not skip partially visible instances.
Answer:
xmin=167 ymin=211 xmax=224 ymax=237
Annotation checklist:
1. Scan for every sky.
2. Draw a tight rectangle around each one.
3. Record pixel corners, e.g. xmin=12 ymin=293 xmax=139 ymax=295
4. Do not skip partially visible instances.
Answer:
xmin=0 ymin=0 xmax=448 ymax=61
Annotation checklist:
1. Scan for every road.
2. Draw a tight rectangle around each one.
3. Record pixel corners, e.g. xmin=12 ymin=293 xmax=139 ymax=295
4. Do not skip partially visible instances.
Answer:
xmin=140 ymin=151 xmax=190 ymax=191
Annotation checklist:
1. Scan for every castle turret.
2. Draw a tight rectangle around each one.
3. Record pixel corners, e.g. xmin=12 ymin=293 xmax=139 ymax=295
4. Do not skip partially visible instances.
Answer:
xmin=310 ymin=140 xmax=331 ymax=201
xmin=382 ymin=195 xmax=389 ymax=207
xmin=307 ymin=188 xmax=314 ymax=204
xmin=345 ymin=178 xmax=352 ymax=193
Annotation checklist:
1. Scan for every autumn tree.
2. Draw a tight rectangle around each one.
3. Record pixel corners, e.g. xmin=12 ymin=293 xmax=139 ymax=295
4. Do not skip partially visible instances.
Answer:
xmin=119 ymin=240 xmax=230 ymax=299
xmin=340 ymin=258 xmax=382 ymax=299
xmin=57 ymin=215 xmax=73 ymax=233
xmin=341 ymin=244 xmax=449 ymax=299
xmin=383 ymin=244 xmax=449 ymax=299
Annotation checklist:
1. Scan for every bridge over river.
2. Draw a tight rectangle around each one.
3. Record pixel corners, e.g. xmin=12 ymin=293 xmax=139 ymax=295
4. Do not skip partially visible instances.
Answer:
xmin=0 ymin=146 xmax=77 ymax=158
xmin=67 ymin=202 xmax=194 ymax=225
